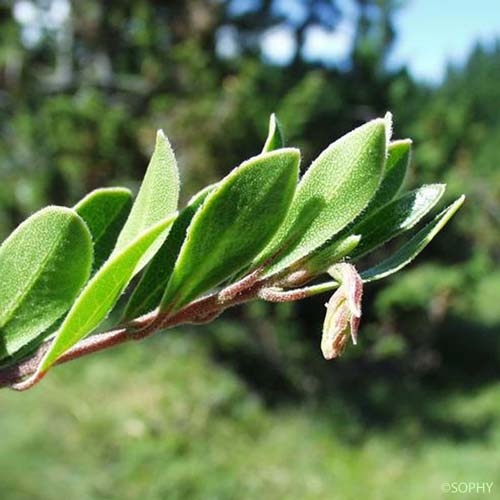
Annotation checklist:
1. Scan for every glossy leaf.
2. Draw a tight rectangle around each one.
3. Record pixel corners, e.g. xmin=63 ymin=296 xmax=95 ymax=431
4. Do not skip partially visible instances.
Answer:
xmin=0 ymin=207 xmax=92 ymax=358
xmin=161 ymin=148 xmax=300 ymax=311
xmin=350 ymin=183 xmax=446 ymax=259
xmin=114 ymin=129 xmax=179 ymax=253
xmin=361 ymin=195 xmax=465 ymax=282
xmin=75 ymin=187 xmax=132 ymax=272
xmin=123 ymin=187 xmax=211 ymax=320
xmin=258 ymin=117 xmax=389 ymax=277
xmin=364 ymin=139 xmax=411 ymax=214
xmin=38 ymin=215 xmax=176 ymax=373
xmin=262 ymin=113 xmax=285 ymax=152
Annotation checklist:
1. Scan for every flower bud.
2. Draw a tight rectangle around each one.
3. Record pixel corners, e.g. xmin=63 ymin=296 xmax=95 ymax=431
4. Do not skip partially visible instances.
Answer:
xmin=321 ymin=263 xmax=363 ymax=359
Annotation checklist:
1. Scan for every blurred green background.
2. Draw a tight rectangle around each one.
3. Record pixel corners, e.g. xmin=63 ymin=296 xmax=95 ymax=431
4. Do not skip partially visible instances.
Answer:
xmin=0 ymin=1 xmax=499 ymax=498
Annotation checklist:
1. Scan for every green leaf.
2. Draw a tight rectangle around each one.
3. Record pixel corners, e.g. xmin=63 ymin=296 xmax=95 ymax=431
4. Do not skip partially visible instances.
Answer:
xmin=186 ymin=183 xmax=218 ymax=205
xmin=38 ymin=215 xmax=177 ymax=373
xmin=114 ymin=129 xmax=179 ymax=253
xmin=294 ymin=140 xmax=413 ymax=273
xmin=161 ymin=148 xmax=300 ymax=311
xmin=304 ymin=234 xmax=361 ymax=276
xmin=75 ymin=187 xmax=132 ymax=272
xmin=0 ymin=207 xmax=92 ymax=358
xmin=123 ymin=187 xmax=211 ymax=320
xmin=361 ymin=195 xmax=465 ymax=283
xmin=257 ymin=116 xmax=389 ymax=277
xmin=262 ymin=113 xmax=285 ymax=152
xmin=364 ymin=139 xmax=411 ymax=214
xmin=350 ymin=184 xmax=446 ymax=260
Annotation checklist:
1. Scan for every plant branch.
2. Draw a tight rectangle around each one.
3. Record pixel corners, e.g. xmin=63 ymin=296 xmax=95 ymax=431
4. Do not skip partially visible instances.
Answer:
xmin=0 ymin=270 xmax=338 ymax=391
xmin=258 ymin=281 xmax=339 ymax=302
xmin=0 ymin=275 xmax=255 ymax=390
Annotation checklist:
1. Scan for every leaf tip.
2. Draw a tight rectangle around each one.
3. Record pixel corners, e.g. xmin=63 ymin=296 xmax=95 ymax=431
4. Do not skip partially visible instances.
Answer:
xmin=365 ymin=117 xmax=389 ymax=146
xmin=262 ymin=113 xmax=285 ymax=152
xmin=455 ymin=194 xmax=466 ymax=207
xmin=446 ymin=194 xmax=466 ymax=214
xmin=384 ymin=111 xmax=393 ymax=144
xmin=155 ymin=128 xmax=175 ymax=157
xmin=432 ymin=183 xmax=447 ymax=197
xmin=350 ymin=234 xmax=362 ymax=245
xmin=396 ymin=138 xmax=412 ymax=145
xmin=265 ymin=146 xmax=300 ymax=165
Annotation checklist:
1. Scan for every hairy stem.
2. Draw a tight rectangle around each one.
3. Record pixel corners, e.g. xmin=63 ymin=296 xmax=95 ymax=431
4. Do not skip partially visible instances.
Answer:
xmin=0 ymin=271 xmax=335 ymax=390
xmin=0 ymin=275 xmax=263 ymax=390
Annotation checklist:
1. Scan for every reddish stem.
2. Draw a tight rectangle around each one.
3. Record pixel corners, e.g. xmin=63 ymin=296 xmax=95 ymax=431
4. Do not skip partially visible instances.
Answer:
xmin=0 ymin=269 xmax=323 ymax=391
xmin=1 ymin=278 xmax=264 ymax=390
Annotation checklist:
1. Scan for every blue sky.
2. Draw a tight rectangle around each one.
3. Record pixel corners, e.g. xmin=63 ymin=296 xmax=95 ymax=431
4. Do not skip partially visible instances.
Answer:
xmin=254 ymin=0 xmax=500 ymax=82
xmin=390 ymin=0 xmax=500 ymax=82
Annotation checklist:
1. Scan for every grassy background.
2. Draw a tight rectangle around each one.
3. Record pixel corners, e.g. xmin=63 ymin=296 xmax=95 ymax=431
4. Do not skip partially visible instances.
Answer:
xmin=1 ymin=329 xmax=499 ymax=499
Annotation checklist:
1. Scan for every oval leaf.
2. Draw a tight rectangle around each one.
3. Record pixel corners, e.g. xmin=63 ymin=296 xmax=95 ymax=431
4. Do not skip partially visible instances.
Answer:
xmin=38 ymin=215 xmax=176 ymax=374
xmin=0 ymin=207 xmax=92 ymax=358
xmin=262 ymin=113 xmax=285 ymax=153
xmin=303 ymin=139 xmax=412 ymax=264
xmin=257 ymin=116 xmax=389 ymax=277
xmin=123 ymin=187 xmax=211 ymax=320
xmin=361 ymin=195 xmax=465 ymax=282
xmin=75 ymin=187 xmax=133 ymax=272
xmin=161 ymin=148 xmax=300 ymax=311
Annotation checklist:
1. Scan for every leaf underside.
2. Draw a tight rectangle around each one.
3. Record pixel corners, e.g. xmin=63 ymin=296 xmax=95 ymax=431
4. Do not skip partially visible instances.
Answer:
xmin=361 ymin=195 xmax=465 ymax=282
xmin=350 ymin=183 xmax=446 ymax=260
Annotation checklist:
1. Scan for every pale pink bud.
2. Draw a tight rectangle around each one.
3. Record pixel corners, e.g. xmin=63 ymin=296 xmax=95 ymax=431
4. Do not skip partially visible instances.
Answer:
xmin=321 ymin=263 xmax=363 ymax=360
